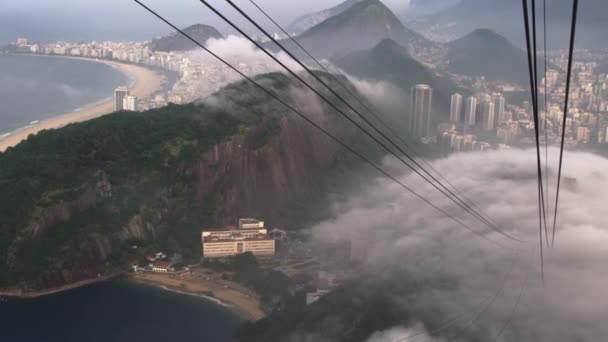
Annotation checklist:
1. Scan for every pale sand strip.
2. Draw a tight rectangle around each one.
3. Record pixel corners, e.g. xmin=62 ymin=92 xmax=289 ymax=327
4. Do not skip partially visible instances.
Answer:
xmin=0 ymin=56 xmax=166 ymax=152
xmin=131 ymin=271 xmax=267 ymax=321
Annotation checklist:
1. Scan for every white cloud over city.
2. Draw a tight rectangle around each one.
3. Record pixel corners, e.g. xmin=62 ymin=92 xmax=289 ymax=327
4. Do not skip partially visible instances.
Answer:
xmin=309 ymin=148 xmax=608 ymax=341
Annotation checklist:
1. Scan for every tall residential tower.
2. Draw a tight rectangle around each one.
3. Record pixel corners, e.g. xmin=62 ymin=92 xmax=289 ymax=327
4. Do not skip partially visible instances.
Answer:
xmin=494 ymin=94 xmax=506 ymax=124
xmin=464 ymin=96 xmax=477 ymax=127
xmin=409 ymin=84 xmax=433 ymax=138
xmin=481 ymin=95 xmax=496 ymax=131
xmin=450 ymin=93 xmax=463 ymax=124
xmin=115 ymin=87 xmax=129 ymax=111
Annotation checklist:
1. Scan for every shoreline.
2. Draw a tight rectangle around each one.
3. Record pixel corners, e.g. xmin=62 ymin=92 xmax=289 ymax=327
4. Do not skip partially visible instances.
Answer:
xmin=0 ymin=55 xmax=166 ymax=152
xmin=0 ymin=270 xmax=266 ymax=321
xmin=130 ymin=271 xmax=267 ymax=321
xmin=0 ymin=273 xmax=123 ymax=299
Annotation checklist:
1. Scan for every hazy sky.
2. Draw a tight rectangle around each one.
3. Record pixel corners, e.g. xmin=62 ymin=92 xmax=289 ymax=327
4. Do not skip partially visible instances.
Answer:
xmin=0 ymin=0 xmax=411 ymax=44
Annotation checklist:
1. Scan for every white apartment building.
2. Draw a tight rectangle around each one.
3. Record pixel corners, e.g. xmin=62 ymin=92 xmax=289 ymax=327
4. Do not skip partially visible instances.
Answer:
xmin=201 ymin=218 xmax=275 ymax=258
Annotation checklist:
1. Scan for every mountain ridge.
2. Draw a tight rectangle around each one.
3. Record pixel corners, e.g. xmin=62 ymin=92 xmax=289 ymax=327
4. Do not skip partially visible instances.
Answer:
xmin=337 ymin=38 xmax=462 ymax=120
xmin=445 ymin=28 xmax=531 ymax=86
xmin=147 ymin=24 xmax=222 ymax=52
xmin=287 ymin=0 xmax=364 ymax=34
xmin=279 ymin=0 xmax=431 ymax=60
xmin=410 ymin=0 xmax=608 ymax=48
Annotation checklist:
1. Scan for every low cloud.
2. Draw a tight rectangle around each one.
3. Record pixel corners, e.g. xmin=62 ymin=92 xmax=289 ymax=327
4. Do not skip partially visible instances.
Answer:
xmin=367 ymin=324 xmax=445 ymax=342
xmin=178 ymin=35 xmax=307 ymax=101
xmin=199 ymin=35 xmax=304 ymax=75
xmin=58 ymin=83 xmax=81 ymax=97
xmin=310 ymin=148 xmax=608 ymax=341
xmin=348 ymin=77 xmax=409 ymax=122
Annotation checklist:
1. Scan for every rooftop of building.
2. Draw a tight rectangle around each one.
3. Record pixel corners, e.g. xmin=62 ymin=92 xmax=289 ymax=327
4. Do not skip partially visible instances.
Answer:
xmin=203 ymin=234 xmax=273 ymax=243
xmin=202 ymin=225 xmax=265 ymax=232
xmin=203 ymin=218 xmax=265 ymax=233
xmin=152 ymin=261 xmax=172 ymax=268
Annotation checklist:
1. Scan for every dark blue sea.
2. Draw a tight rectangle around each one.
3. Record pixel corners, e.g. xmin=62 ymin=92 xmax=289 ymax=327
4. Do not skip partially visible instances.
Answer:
xmin=0 ymin=54 xmax=130 ymax=135
xmin=0 ymin=280 xmax=243 ymax=342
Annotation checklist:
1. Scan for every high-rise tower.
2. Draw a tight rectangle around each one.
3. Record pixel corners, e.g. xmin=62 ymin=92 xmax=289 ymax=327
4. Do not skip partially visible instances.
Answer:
xmin=450 ymin=93 xmax=463 ymax=124
xmin=123 ymin=95 xmax=137 ymax=111
xmin=409 ymin=84 xmax=433 ymax=138
xmin=464 ymin=96 xmax=477 ymax=127
xmin=494 ymin=94 xmax=506 ymax=124
xmin=115 ymin=87 xmax=129 ymax=111
xmin=481 ymin=97 xmax=496 ymax=131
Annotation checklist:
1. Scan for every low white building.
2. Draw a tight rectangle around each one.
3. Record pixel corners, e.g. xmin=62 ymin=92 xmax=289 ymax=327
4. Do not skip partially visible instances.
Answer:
xmin=152 ymin=261 xmax=173 ymax=272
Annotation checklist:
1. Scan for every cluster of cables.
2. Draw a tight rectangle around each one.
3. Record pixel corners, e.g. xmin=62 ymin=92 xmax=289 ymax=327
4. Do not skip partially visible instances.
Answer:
xmin=521 ymin=0 xmax=579 ymax=280
xmin=134 ymin=0 xmax=526 ymax=249
xmin=133 ymin=0 xmax=580 ymax=340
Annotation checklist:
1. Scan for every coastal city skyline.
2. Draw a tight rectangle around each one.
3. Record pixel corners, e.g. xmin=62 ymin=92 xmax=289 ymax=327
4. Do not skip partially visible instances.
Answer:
xmin=7 ymin=34 xmax=608 ymax=158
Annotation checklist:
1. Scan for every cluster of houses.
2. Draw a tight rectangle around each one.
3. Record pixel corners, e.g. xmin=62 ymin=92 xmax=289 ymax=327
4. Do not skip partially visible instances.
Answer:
xmin=132 ymin=251 xmax=184 ymax=273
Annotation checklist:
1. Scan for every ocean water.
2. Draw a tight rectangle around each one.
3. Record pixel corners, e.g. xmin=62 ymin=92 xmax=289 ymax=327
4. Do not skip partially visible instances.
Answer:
xmin=0 ymin=280 xmax=244 ymax=342
xmin=0 ymin=54 xmax=130 ymax=135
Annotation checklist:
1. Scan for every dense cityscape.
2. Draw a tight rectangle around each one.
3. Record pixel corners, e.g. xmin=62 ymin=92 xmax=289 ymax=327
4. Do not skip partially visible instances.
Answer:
xmin=10 ymin=36 xmax=608 ymax=157
xmin=417 ymin=51 xmax=608 ymax=154
xmin=10 ymin=37 xmax=288 ymax=112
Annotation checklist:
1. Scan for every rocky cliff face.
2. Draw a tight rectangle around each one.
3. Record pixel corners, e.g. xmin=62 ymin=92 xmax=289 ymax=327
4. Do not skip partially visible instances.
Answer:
xmin=7 ymin=174 xmax=167 ymax=289
xmin=193 ymin=115 xmax=354 ymax=226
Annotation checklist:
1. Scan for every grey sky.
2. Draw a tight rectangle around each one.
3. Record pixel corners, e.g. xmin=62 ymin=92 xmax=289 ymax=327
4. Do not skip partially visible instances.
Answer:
xmin=0 ymin=0 xmax=411 ymax=44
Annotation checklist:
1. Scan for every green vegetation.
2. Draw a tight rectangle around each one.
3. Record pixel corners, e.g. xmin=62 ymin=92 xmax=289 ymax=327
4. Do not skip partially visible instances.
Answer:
xmin=249 ymin=117 xmax=281 ymax=150
xmin=202 ymin=252 xmax=289 ymax=303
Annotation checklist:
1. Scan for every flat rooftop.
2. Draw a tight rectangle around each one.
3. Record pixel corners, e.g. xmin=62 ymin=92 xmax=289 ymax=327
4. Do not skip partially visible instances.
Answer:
xmin=203 ymin=235 xmax=273 ymax=243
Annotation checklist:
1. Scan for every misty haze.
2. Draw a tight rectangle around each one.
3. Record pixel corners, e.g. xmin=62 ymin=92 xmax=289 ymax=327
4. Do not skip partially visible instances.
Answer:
xmin=0 ymin=1 xmax=606 ymax=342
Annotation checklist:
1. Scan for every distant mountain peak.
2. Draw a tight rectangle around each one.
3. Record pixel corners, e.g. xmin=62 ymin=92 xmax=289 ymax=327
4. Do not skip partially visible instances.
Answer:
xmin=375 ymin=38 xmax=402 ymax=49
xmin=284 ymin=0 xmax=428 ymax=60
xmin=336 ymin=38 xmax=460 ymax=122
xmin=446 ymin=28 xmax=529 ymax=85
xmin=341 ymin=0 xmax=404 ymax=24
xmin=182 ymin=24 xmax=217 ymax=34
xmin=460 ymin=28 xmax=512 ymax=45
xmin=303 ymin=0 xmax=407 ymax=36
xmin=287 ymin=0 xmax=365 ymax=33
xmin=373 ymin=38 xmax=411 ymax=57
xmin=148 ymin=24 xmax=222 ymax=52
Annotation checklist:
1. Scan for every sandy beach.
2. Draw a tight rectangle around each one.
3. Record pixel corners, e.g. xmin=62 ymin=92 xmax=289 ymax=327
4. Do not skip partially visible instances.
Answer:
xmin=0 ymin=56 xmax=166 ymax=152
xmin=131 ymin=269 xmax=267 ymax=321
